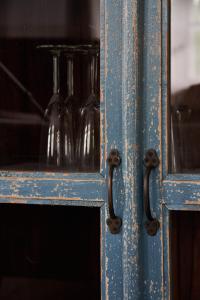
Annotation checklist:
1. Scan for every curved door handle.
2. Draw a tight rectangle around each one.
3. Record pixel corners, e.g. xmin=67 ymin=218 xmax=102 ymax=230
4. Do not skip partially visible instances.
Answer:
xmin=106 ymin=149 xmax=122 ymax=234
xmin=143 ymin=149 xmax=160 ymax=236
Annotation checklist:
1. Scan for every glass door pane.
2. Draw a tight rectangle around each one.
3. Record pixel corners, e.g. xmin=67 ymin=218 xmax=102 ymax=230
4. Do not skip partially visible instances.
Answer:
xmin=0 ymin=0 xmax=100 ymax=172
xmin=170 ymin=211 xmax=200 ymax=300
xmin=0 ymin=204 xmax=100 ymax=300
xmin=171 ymin=0 xmax=200 ymax=173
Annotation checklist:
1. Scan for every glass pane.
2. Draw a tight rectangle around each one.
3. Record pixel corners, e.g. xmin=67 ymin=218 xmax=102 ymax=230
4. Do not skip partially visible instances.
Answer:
xmin=0 ymin=204 xmax=100 ymax=300
xmin=0 ymin=0 xmax=100 ymax=172
xmin=171 ymin=0 xmax=200 ymax=173
xmin=170 ymin=211 xmax=200 ymax=300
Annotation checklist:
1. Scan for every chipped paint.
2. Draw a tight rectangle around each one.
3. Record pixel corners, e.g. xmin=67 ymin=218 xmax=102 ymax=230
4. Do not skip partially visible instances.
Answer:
xmin=0 ymin=195 xmax=81 ymax=201
xmin=0 ymin=172 xmax=105 ymax=181
xmin=185 ymin=200 xmax=200 ymax=205
xmin=139 ymin=0 xmax=164 ymax=299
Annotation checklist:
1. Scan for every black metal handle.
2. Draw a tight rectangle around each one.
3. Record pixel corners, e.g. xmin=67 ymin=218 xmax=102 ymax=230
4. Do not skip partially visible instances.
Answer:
xmin=143 ymin=149 xmax=160 ymax=236
xmin=106 ymin=149 xmax=122 ymax=234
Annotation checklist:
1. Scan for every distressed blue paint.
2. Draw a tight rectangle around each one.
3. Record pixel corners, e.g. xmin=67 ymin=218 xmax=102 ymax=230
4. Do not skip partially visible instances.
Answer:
xmin=0 ymin=198 xmax=104 ymax=207
xmin=0 ymin=177 xmax=105 ymax=202
xmin=161 ymin=0 xmax=170 ymax=179
xmin=0 ymin=171 xmax=104 ymax=180
xmin=165 ymin=173 xmax=200 ymax=181
xmin=99 ymin=0 xmax=106 ymax=178
xmin=103 ymin=0 xmax=123 ymax=297
xmin=166 ymin=204 xmax=200 ymax=211
xmin=140 ymin=0 xmax=163 ymax=299
xmin=121 ymin=0 xmax=142 ymax=299
xmin=163 ymin=180 xmax=200 ymax=206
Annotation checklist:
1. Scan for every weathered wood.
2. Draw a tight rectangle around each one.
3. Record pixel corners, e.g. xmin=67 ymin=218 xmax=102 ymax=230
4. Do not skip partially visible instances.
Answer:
xmin=139 ymin=0 xmax=163 ymax=299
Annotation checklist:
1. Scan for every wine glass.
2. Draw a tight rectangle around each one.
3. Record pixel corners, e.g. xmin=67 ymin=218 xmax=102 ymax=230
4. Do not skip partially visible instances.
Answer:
xmin=76 ymin=47 xmax=100 ymax=172
xmin=64 ymin=51 xmax=78 ymax=147
xmin=38 ymin=45 xmax=74 ymax=170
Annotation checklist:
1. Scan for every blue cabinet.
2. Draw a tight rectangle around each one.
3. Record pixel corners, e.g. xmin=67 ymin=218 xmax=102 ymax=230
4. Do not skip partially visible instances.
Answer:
xmin=2 ymin=0 xmax=198 ymax=299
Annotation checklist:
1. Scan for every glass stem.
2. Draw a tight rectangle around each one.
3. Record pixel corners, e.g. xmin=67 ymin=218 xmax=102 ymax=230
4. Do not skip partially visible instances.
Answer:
xmin=53 ymin=52 xmax=60 ymax=95
xmin=90 ymin=53 xmax=98 ymax=96
xmin=67 ymin=55 xmax=74 ymax=97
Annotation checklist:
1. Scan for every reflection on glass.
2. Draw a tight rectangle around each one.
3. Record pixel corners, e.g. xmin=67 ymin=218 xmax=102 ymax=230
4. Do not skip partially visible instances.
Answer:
xmin=64 ymin=52 xmax=78 ymax=155
xmin=76 ymin=48 xmax=100 ymax=172
xmin=171 ymin=0 xmax=200 ymax=172
xmin=41 ymin=47 xmax=74 ymax=170
xmin=0 ymin=0 xmax=100 ymax=172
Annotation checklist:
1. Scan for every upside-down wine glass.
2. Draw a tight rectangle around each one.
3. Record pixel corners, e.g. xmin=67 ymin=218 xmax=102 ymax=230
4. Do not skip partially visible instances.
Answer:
xmin=39 ymin=46 xmax=74 ymax=170
xmin=76 ymin=47 xmax=100 ymax=172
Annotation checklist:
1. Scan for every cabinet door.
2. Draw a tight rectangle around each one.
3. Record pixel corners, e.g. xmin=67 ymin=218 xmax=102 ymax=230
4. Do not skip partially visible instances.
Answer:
xmin=0 ymin=1 xmax=138 ymax=299
xmin=141 ymin=0 xmax=200 ymax=299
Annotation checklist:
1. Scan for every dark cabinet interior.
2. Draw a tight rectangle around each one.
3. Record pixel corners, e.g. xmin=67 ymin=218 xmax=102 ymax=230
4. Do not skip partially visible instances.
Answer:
xmin=170 ymin=211 xmax=200 ymax=300
xmin=0 ymin=204 xmax=100 ymax=300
